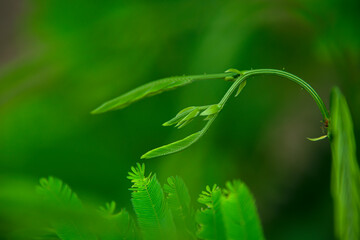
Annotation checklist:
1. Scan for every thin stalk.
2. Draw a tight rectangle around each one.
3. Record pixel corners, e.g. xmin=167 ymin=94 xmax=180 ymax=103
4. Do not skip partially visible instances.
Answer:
xmin=220 ymin=69 xmax=329 ymax=121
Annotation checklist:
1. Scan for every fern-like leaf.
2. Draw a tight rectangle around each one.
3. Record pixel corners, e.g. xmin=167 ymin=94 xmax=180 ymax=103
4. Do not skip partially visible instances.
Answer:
xmin=99 ymin=201 xmax=138 ymax=240
xmin=196 ymin=182 xmax=264 ymax=240
xmin=128 ymin=163 xmax=176 ymax=239
xmin=37 ymin=177 xmax=97 ymax=240
xmin=330 ymin=87 xmax=360 ymax=240
xmin=92 ymin=73 xmax=236 ymax=114
xmin=196 ymin=185 xmax=226 ymax=240
xmin=221 ymin=181 xmax=264 ymax=240
xmin=164 ymin=176 xmax=196 ymax=239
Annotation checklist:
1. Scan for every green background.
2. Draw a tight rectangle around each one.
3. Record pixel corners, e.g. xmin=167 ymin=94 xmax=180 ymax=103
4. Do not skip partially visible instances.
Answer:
xmin=0 ymin=0 xmax=359 ymax=239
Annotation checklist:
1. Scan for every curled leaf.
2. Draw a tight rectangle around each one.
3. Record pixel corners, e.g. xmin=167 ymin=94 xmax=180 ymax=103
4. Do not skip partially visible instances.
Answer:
xmin=307 ymin=135 xmax=328 ymax=142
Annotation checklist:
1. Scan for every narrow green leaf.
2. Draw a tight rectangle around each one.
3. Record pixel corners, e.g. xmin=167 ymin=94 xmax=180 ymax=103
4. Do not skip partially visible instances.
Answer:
xmin=200 ymin=104 xmax=221 ymax=116
xmin=141 ymin=131 xmax=202 ymax=159
xmin=235 ymin=80 xmax=246 ymax=97
xmin=163 ymin=107 xmax=196 ymax=126
xmin=307 ymin=135 xmax=328 ymax=142
xmin=92 ymin=72 xmax=236 ymax=114
xmin=221 ymin=181 xmax=265 ymax=240
xmin=330 ymin=87 xmax=360 ymax=240
xmin=128 ymin=164 xmax=176 ymax=239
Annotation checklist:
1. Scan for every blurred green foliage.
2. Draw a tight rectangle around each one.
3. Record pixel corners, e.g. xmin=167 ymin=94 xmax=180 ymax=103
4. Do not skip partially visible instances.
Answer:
xmin=0 ymin=0 xmax=359 ymax=239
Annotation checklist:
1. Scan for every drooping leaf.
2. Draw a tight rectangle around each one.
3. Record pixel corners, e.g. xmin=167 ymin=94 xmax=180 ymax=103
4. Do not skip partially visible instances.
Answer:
xmin=92 ymin=73 xmax=236 ymax=114
xmin=221 ymin=181 xmax=264 ymax=240
xmin=142 ymin=113 xmax=218 ymax=159
xmin=99 ymin=201 xmax=138 ymax=240
xmin=329 ymin=87 xmax=360 ymax=240
xmin=141 ymin=131 xmax=202 ymax=159
xmin=196 ymin=185 xmax=226 ymax=240
xmin=128 ymin=163 xmax=176 ymax=240
xmin=164 ymin=176 xmax=196 ymax=239
xmin=37 ymin=177 xmax=97 ymax=240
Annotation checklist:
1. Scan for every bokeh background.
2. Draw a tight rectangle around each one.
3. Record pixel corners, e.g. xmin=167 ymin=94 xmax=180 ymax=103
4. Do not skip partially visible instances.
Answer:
xmin=0 ymin=0 xmax=359 ymax=239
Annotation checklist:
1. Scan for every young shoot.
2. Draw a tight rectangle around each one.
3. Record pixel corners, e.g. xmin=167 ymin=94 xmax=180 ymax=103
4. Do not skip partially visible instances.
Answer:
xmin=92 ymin=69 xmax=329 ymax=159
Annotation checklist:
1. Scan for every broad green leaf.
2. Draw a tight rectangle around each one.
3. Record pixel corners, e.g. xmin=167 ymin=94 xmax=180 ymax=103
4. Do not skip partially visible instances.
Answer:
xmin=329 ymin=87 xmax=360 ymax=240
xmin=235 ymin=80 xmax=246 ymax=97
xmin=196 ymin=186 xmax=226 ymax=240
xmin=37 ymin=177 xmax=97 ymax=240
xmin=164 ymin=176 xmax=196 ymax=239
xmin=221 ymin=181 xmax=264 ymax=240
xmin=92 ymin=73 xmax=236 ymax=114
xmin=141 ymin=131 xmax=202 ymax=159
xmin=307 ymin=135 xmax=328 ymax=141
xmin=200 ymin=104 xmax=221 ymax=116
xmin=128 ymin=163 xmax=176 ymax=240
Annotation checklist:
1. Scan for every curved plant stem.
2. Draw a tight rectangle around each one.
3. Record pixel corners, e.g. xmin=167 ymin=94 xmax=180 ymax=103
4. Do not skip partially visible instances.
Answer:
xmin=220 ymin=69 xmax=329 ymax=121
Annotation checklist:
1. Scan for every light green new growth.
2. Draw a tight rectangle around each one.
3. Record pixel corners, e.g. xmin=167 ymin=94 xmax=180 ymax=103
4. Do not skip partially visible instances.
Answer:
xmin=329 ymin=88 xmax=360 ymax=240
xmin=37 ymin=177 xmax=97 ymax=240
xmin=127 ymin=163 xmax=176 ymax=239
xmin=196 ymin=182 xmax=264 ymax=240
xmin=163 ymin=176 xmax=196 ymax=239
xmin=93 ymin=68 xmax=329 ymax=159
xmin=36 ymin=164 xmax=265 ymax=240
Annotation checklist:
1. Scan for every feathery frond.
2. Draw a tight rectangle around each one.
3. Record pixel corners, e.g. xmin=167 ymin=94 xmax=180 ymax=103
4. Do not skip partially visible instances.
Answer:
xmin=99 ymin=201 xmax=138 ymax=240
xmin=221 ymin=181 xmax=264 ymax=240
xmin=37 ymin=177 xmax=97 ymax=240
xmin=196 ymin=185 xmax=226 ymax=240
xmin=164 ymin=176 xmax=196 ymax=239
xmin=128 ymin=163 xmax=176 ymax=239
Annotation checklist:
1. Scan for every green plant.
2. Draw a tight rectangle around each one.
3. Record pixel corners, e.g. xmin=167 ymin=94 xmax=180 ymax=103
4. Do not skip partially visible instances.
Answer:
xmin=35 ymin=163 xmax=264 ymax=240
xmin=93 ymin=69 xmax=360 ymax=240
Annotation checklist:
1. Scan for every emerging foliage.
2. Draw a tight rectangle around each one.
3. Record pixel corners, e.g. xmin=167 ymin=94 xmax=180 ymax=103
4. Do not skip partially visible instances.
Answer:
xmin=34 ymin=165 xmax=265 ymax=240
xmin=197 ymin=185 xmax=227 ymax=240
xmin=127 ymin=163 xmax=176 ymax=239
xmin=221 ymin=181 xmax=264 ymax=240
xmin=37 ymin=177 xmax=97 ymax=240
xmin=99 ymin=201 xmax=138 ymax=240
xmin=196 ymin=183 xmax=264 ymax=240
xmin=164 ymin=176 xmax=196 ymax=239
xmin=93 ymin=69 xmax=329 ymax=159
xmin=329 ymin=87 xmax=360 ymax=240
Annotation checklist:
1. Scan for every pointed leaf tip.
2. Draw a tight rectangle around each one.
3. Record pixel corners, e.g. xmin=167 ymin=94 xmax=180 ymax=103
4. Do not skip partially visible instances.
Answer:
xmin=235 ymin=80 xmax=247 ymax=97
xmin=141 ymin=131 xmax=202 ymax=159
